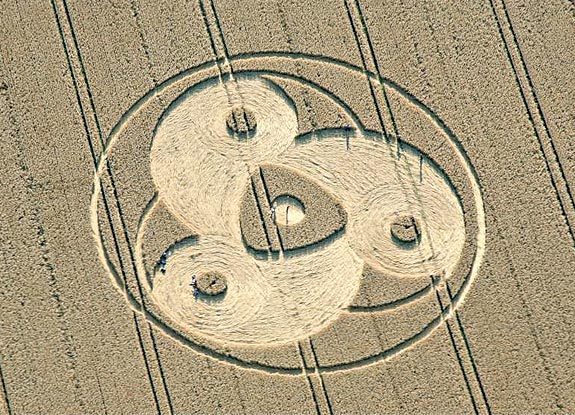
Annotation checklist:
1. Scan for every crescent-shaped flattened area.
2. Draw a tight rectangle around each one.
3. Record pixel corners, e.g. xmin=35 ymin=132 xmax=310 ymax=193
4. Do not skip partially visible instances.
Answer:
xmin=150 ymin=75 xmax=298 ymax=238
xmin=150 ymin=234 xmax=363 ymax=345
xmin=278 ymin=134 xmax=466 ymax=279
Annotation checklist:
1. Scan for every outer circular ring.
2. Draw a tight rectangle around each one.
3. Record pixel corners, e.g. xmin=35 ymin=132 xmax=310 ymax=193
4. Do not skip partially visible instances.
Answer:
xmin=91 ymin=52 xmax=486 ymax=375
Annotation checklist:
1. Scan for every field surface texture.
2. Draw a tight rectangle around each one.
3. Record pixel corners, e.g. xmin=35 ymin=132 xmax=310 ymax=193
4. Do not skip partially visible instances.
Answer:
xmin=1 ymin=0 xmax=574 ymax=414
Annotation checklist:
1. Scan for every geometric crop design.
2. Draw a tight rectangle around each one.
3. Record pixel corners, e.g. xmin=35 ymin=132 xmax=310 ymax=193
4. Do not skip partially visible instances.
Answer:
xmin=92 ymin=53 xmax=485 ymax=375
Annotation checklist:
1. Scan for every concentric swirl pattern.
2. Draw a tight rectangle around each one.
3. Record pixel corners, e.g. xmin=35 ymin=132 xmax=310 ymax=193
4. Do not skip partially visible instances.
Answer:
xmin=145 ymin=74 xmax=466 ymax=346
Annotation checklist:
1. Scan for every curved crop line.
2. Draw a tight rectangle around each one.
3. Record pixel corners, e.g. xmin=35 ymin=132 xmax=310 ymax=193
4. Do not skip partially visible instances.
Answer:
xmin=98 ymin=189 xmax=304 ymax=375
xmin=91 ymin=52 xmax=486 ymax=375
xmin=93 ymin=62 xmax=364 ymax=375
xmin=261 ymin=74 xmax=364 ymax=132
xmin=348 ymin=283 xmax=433 ymax=313
xmin=134 ymin=192 xmax=159 ymax=291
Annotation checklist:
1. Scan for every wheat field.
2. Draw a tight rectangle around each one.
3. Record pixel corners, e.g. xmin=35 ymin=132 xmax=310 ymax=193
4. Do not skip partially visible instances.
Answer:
xmin=1 ymin=0 xmax=574 ymax=414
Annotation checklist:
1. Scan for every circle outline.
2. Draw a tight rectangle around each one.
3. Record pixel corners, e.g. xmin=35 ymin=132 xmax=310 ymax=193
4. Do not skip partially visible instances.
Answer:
xmin=91 ymin=52 xmax=486 ymax=375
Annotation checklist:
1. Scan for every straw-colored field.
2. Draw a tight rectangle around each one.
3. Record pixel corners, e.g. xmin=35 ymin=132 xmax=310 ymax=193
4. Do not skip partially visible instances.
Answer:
xmin=1 ymin=1 xmax=574 ymax=414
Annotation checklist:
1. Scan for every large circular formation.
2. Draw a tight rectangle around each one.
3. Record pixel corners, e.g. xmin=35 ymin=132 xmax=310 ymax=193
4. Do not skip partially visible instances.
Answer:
xmin=150 ymin=76 xmax=297 ymax=236
xmin=92 ymin=53 xmax=485 ymax=375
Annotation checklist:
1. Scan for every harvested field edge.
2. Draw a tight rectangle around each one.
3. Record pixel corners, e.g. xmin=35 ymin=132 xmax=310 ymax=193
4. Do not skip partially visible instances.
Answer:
xmin=91 ymin=53 xmax=486 ymax=375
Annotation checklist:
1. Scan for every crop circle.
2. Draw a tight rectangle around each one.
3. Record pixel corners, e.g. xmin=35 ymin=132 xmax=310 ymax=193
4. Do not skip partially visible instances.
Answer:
xmin=226 ymin=106 xmax=257 ymax=136
xmin=272 ymin=195 xmax=305 ymax=226
xmin=197 ymin=272 xmax=228 ymax=296
xmin=92 ymin=53 xmax=485 ymax=375
xmin=391 ymin=215 xmax=421 ymax=245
